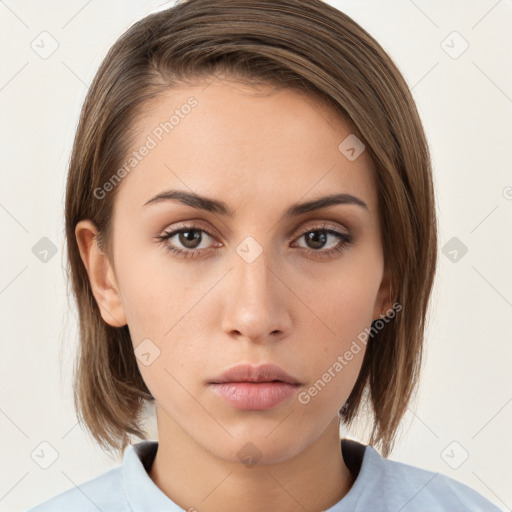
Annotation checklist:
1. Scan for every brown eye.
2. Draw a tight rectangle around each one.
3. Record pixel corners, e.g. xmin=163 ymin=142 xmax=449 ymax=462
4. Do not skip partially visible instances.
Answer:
xmin=293 ymin=225 xmax=353 ymax=258
xmin=155 ymin=225 xmax=218 ymax=258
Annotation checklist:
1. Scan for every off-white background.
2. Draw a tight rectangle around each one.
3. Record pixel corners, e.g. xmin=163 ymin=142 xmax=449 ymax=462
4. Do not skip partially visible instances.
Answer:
xmin=1 ymin=1 xmax=511 ymax=511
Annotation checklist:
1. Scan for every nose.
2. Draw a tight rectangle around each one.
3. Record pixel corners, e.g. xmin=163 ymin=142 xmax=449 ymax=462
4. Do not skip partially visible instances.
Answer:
xmin=221 ymin=242 xmax=292 ymax=344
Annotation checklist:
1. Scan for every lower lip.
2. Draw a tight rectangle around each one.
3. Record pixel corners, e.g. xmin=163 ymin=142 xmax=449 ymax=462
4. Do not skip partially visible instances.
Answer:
xmin=209 ymin=382 xmax=301 ymax=410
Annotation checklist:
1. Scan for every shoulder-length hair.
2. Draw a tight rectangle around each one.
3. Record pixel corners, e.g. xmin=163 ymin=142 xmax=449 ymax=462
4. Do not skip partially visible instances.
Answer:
xmin=65 ymin=0 xmax=437 ymax=458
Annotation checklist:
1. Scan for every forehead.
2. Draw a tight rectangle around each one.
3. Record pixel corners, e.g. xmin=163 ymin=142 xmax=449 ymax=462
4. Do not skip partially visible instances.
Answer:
xmin=113 ymin=79 xmax=378 ymax=219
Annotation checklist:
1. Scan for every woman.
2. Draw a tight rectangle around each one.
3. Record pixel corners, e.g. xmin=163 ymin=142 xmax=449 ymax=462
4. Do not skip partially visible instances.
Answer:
xmin=28 ymin=0 xmax=502 ymax=510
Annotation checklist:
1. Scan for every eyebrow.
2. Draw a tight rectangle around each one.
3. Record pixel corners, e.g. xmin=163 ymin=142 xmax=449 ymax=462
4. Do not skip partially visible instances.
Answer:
xmin=143 ymin=189 xmax=368 ymax=216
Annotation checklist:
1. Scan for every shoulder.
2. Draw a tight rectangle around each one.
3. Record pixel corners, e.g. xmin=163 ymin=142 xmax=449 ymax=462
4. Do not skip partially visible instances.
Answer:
xmin=26 ymin=466 xmax=128 ymax=512
xmin=366 ymin=447 xmax=503 ymax=511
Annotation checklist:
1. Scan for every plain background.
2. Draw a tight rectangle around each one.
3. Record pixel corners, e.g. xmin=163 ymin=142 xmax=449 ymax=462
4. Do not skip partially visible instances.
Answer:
xmin=1 ymin=0 xmax=511 ymax=511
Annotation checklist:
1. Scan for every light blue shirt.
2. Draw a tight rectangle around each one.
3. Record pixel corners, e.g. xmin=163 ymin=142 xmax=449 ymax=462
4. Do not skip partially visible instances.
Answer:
xmin=27 ymin=439 xmax=503 ymax=511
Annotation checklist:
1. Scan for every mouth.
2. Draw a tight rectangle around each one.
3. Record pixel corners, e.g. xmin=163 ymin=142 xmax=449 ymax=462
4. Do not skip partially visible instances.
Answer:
xmin=208 ymin=363 xmax=302 ymax=385
xmin=208 ymin=363 xmax=302 ymax=411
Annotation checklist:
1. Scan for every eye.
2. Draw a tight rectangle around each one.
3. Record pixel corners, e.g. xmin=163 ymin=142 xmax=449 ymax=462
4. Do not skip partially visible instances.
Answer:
xmin=292 ymin=223 xmax=353 ymax=258
xmin=155 ymin=224 xmax=219 ymax=259
xmin=155 ymin=222 xmax=353 ymax=259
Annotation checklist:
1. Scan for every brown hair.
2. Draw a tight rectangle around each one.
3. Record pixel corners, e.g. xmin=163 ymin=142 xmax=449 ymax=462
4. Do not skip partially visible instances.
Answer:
xmin=65 ymin=0 xmax=437 ymax=458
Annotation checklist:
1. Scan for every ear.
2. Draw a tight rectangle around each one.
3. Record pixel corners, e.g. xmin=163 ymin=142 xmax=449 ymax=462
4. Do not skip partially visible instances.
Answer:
xmin=372 ymin=265 xmax=394 ymax=321
xmin=75 ymin=220 xmax=127 ymax=327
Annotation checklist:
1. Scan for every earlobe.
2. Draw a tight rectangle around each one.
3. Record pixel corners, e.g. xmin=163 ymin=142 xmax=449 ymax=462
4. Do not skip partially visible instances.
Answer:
xmin=75 ymin=220 xmax=127 ymax=328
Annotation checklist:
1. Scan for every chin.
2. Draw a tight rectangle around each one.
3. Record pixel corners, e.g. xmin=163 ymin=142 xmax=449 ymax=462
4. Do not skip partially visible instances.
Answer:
xmin=204 ymin=428 xmax=309 ymax=467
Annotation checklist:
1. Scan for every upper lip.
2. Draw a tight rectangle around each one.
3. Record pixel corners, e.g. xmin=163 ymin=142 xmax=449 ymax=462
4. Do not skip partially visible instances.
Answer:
xmin=209 ymin=363 xmax=302 ymax=385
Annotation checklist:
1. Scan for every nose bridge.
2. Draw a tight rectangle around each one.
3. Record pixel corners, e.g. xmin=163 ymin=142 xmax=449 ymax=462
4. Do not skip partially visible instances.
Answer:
xmin=233 ymin=236 xmax=276 ymax=306
xmin=223 ymin=236 xmax=289 ymax=340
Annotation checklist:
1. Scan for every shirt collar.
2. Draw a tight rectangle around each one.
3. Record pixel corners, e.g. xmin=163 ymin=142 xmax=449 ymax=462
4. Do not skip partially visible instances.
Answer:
xmin=122 ymin=440 xmax=182 ymax=511
xmin=328 ymin=442 xmax=381 ymax=510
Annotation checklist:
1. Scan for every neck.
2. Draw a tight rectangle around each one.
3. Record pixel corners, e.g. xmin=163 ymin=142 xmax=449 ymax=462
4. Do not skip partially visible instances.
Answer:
xmin=149 ymin=408 xmax=355 ymax=512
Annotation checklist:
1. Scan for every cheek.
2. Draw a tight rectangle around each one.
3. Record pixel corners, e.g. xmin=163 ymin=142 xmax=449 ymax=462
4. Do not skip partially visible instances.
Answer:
xmin=296 ymin=287 xmax=370 ymax=414
xmin=298 ymin=269 xmax=378 ymax=383
xmin=114 ymin=244 xmax=191 ymax=340
xmin=116 ymin=260 xmax=213 ymax=382
xmin=306 ymin=267 xmax=379 ymax=339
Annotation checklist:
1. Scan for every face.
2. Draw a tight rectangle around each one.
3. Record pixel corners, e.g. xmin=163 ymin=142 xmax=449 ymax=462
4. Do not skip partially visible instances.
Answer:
xmin=78 ymin=77 xmax=391 ymax=465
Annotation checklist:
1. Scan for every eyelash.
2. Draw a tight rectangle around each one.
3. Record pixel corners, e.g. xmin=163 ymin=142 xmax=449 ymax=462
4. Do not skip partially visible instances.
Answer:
xmin=155 ymin=222 xmax=353 ymax=260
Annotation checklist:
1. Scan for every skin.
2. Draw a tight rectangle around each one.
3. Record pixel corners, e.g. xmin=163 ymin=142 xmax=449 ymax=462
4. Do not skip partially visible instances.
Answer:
xmin=76 ymin=77 xmax=392 ymax=512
